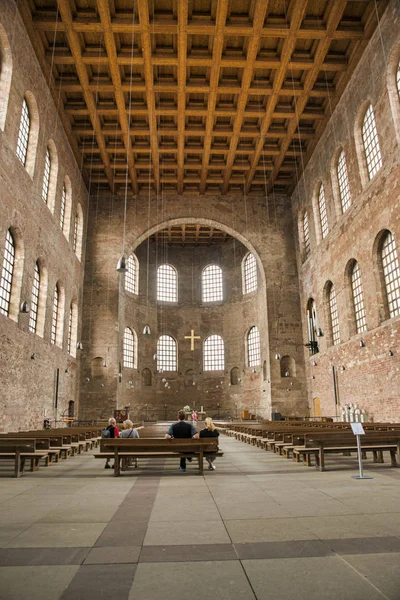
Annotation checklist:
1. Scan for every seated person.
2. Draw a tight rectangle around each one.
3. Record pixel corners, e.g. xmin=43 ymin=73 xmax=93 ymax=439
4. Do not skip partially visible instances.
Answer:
xmin=200 ymin=417 xmax=219 ymax=470
xmin=165 ymin=410 xmax=198 ymax=472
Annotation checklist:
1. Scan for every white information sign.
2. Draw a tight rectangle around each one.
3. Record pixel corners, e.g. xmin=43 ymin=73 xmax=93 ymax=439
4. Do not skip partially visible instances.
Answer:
xmin=351 ymin=422 xmax=365 ymax=435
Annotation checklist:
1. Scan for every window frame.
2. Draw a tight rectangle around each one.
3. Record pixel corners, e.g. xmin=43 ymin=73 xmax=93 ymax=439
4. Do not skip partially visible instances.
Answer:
xmin=202 ymin=264 xmax=223 ymax=303
xmin=362 ymin=104 xmax=383 ymax=181
xmin=203 ymin=334 xmax=225 ymax=371
xmin=242 ymin=253 xmax=258 ymax=295
xmin=247 ymin=326 xmax=261 ymax=367
xmin=157 ymin=264 xmax=178 ymax=303
xmin=157 ymin=334 xmax=177 ymax=372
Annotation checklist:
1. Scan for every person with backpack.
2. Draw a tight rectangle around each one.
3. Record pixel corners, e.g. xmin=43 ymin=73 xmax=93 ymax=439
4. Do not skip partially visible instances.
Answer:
xmin=103 ymin=417 xmax=120 ymax=469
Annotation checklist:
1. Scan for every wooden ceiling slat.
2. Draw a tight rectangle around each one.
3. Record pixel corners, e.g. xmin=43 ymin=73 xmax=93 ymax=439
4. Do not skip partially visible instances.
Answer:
xmin=177 ymin=1 xmax=188 ymax=194
xmin=97 ymin=0 xmax=137 ymax=194
xmin=56 ymin=0 xmax=114 ymax=190
xmin=199 ymin=0 xmax=229 ymax=194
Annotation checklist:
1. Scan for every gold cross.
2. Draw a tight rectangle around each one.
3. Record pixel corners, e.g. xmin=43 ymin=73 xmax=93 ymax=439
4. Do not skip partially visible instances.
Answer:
xmin=184 ymin=329 xmax=201 ymax=351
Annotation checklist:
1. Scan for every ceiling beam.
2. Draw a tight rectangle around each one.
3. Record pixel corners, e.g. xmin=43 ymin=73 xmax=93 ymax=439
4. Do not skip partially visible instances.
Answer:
xmin=177 ymin=1 xmax=188 ymax=194
xmin=97 ymin=0 xmax=138 ymax=194
xmin=56 ymin=0 xmax=114 ymax=190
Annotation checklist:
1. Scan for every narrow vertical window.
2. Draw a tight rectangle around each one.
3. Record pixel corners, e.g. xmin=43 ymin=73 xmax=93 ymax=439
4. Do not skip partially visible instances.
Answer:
xmin=204 ymin=335 xmax=224 ymax=371
xmin=123 ymin=327 xmax=135 ymax=368
xmin=202 ymin=265 xmax=223 ymax=302
xmin=0 ymin=229 xmax=15 ymax=317
xmin=157 ymin=335 xmax=177 ymax=371
xmin=381 ymin=231 xmax=400 ymax=318
xmin=29 ymin=261 xmax=40 ymax=333
xmin=42 ymin=148 xmax=51 ymax=204
xmin=60 ymin=185 xmax=66 ymax=232
xmin=68 ymin=305 xmax=73 ymax=354
xmin=51 ymin=285 xmax=59 ymax=345
xmin=16 ymin=99 xmax=30 ymax=166
xmin=73 ymin=213 xmax=78 ymax=252
xmin=362 ymin=104 xmax=382 ymax=180
xmin=247 ymin=326 xmax=261 ymax=367
xmin=318 ymin=184 xmax=328 ymax=238
xmin=303 ymin=211 xmax=311 ymax=258
xmin=157 ymin=264 xmax=177 ymax=302
xmin=306 ymin=299 xmax=319 ymax=354
xmin=337 ymin=150 xmax=351 ymax=213
xmin=125 ymin=254 xmax=138 ymax=294
xmin=329 ymin=285 xmax=340 ymax=345
xmin=243 ymin=253 xmax=257 ymax=294
xmin=351 ymin=262 xmax=367 ymax=333
xmin=397 ymin=60 xmax=400 ymax=99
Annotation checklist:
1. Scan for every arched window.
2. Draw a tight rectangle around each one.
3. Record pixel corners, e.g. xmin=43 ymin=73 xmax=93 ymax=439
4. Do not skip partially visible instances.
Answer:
xmin=337 ymin=150 xmax=351 ymax=213
xmin=328 ymin=284 xmax=340 ymax=346
xmin=318 ymin=183 xmax=328 ymax=239
xmin=125 ymin=254 xmax=139 ymax=294
xmin=230 ymin=367 xmax=240 ymax=385
xmin=123 ymin=327 xmax=136 ymax=368
xmin=73 ymin=214 xmax=78 ymax=252
xmin=247 ymin=326 xmax=261 ymax=367
xmin=157 ymin=335 xmax=177 ymax=371
xmin=73 ymin=204 xmax=83 ymax=260
xmin=362 ymin=104 xmax=382 ymax=180
xmin=16 ymin=99 xmax=30 ymax=166
xmin=29 ymin=261 xmax=40 ymax=333
xmin=68 ymin=300 xmax=78 ymax=358
xmin=204 ymin=335 xmax=224 ymax=371
xmin=51 ymin=285 xmax=59 ymax=345
xmin=0 ymin=24 xmax=13 ymax=131
xmin=42 ymin=148 xmax=51 ymax=204
xmin=60 ymin=184 xmax=66 ymax=232
xmin=0 ymin=229 xmax=15 ymax=317
xmin=51 ymin=282 xmax=64 ymax=348
xmin=60 ymin=177 xmax=72 ymax=239
xmin=142 ymin=368 xmax=152 ymax=386
xmin=202 ymin=265 xmax=223 ymax=302
xmin=157 ymin=264 xmax=177 ymax=302
xmin=243 ymin=253 xmax=257 ymax=294
xmin=397 ymin=59 xmax=400 ymax=99
xmin=381 ymin=231 xmax=400 ymax=318
xmin=351 ymin=262 xmax=367 ymax=333
xmin=280 ymin=355 xmax=296 ymax=378
xmin=303 ymin=211 xmax=311 ymax=258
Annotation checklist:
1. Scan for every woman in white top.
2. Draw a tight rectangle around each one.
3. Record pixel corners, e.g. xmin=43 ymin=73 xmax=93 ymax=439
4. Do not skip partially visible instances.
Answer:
xmin=120 ymin=420 xmax=139 ymax=469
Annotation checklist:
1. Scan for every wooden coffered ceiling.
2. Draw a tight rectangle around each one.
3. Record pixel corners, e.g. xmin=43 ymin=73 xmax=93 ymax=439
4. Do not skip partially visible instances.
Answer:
xmin=19 ymin=0 xmax=388 ymax=197
xmin=150 ymin=224 xmax=232 ymax=246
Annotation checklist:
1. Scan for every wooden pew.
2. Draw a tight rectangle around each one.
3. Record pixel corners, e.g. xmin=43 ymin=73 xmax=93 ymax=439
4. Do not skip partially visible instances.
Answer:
xmin=94 ymin=438 xmax=222 ymax=476
xmin=0 ymin=439 xmax=49 ymax=477
xmin=293 ymin=431 xmax=400 ymax=471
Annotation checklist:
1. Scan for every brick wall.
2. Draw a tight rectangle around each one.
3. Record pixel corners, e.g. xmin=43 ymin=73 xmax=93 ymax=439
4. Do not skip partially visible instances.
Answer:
xmin=0 ymin=1 xmax=88 ymax=432
xmin=292 ymin=0 xmax=400 ymax=422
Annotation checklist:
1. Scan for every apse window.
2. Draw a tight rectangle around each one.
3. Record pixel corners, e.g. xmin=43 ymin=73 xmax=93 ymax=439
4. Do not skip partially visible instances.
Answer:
xmin=351 ymin=262 xmax=367 ymax=333
xmin=397 ymin=60 xmax=400 ymax=98
xmin=0 ymin=229 xmax=15 ymax=317
xmin=123 ymin=327 xmax=135 ymax=368
xmin=42 ymin=148 xmax=51 ymax=204
xmin=72 ymin=214 xmax=78 ymax=252
xmin=362 ymin=104 xmax=382 ymax=180
xmin=202 ymin=265 xmax=223 ymax=302
xmin=381 ymin=231 xmax=400 ymax=318
xmin=51 ymin=285 xmax=59 ymax=345
xmin=125 ymin=254 xmax=139 ymax=295
xmin=303 ymin=211 xmax=311 ymax=258
xmin=318 ymin=184 xmax=328 ymax=239
xmin=67 ymin=305 xmax=73 ymax=355
xmin=329 ymin=285 xmax=340 ymax=345
xmin=16 ymin=99 xmax=30 ymax=166
xmin=243 ymin=253 xmax=257 ymax=294
xmin=157 ymin=264 xmax=177 ymax=302
xmin=29 ymin=261 xmax=40 ymax=333
xmin=157 ymin=335 xmax=177 ymax=371
xmin=204 ymin=335 xmax=225 ymax=371
xmin=337 ymin=150 xmax=351 ymax=213
xmin=247 ymin=326 xmax=261 ymax=367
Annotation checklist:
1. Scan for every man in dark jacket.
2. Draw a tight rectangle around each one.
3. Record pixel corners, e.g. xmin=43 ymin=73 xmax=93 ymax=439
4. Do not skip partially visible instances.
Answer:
xmin=165 ymin=410 xmax=198 ymax=471
xmin=104 ymin=417 xmax=120 ymax=469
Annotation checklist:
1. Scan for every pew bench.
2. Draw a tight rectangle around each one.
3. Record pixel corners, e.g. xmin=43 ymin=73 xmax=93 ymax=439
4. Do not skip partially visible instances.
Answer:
xmin=94 ymin=438 xmax=223 ymax=476
xmin=0 ymin=439 xmax=49 ymax=477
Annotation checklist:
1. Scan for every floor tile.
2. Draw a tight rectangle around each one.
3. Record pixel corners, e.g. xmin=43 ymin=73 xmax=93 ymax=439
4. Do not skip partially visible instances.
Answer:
xmin=242 ymin=556 xmax=386 ymax=600
xmin=61 ymin=564 xmax=136 ymax=600
xmin=84 ymin=546 xmax=141 ymax=564
xmin=0 ymin=565 xmax=79 ymax=600
xmin=342 ymin=552 xmax=400 ymax=600
xmin=0 ymin=547 xmax=89 ymax=566
xmin=5 ymin=523 xmax=107 ymax=548
xmin=144 ymin=520 xmax=230 ymax=546
xmin=129 ymin=561 xmax=255 ymax=600
xmin=139 ymin=544 xmax=237 ymax=562
xmin=225 ymin=518 xmax=318 ymax=543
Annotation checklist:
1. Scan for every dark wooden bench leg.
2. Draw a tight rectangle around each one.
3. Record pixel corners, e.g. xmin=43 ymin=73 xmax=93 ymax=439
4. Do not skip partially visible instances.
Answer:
xmin=114 ymin=449 xmax=120 ymax=477
xmin=390 ymin=450 xmax=398 ymax=467
xmin=14 ymin=452 xmax=21 ymax=478
xmin=199 ymin=450 xmax=204 ymax=475
xmin=318 ymin=447 xmax=325 ymax=472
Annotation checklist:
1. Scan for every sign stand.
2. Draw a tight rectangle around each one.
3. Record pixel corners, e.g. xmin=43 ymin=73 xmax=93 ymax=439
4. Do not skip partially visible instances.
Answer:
xmin=350 ymin=422 xmax=373 ymax=480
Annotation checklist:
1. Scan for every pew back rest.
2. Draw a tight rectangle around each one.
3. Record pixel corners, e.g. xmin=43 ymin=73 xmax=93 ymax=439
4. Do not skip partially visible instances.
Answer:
xmin=0 ymin=439 xmax=36 ymax=453
xmin=100 ymin=438 xmax=219 ymax=453
xmin=304 ymin=432 xmax=400 ymax=448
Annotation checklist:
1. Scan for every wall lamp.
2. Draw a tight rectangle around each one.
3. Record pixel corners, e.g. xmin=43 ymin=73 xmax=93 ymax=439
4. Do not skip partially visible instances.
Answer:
xmin=20 ymin=301 xmax=30 ymax=313
xmin=388 ymin=350 xmax=394 ymax=356
xmin=77 ymin=342 xmax=83 ymax=350
xmin=359 ymin=339 xmax=365 ymax=347
xmin=275 ymin=353 xmax=281 ymax=360
xmin=116 ymin=255 xmax=127 ymax=273
xmin=317 ymin=328 xmax=324 ymax=337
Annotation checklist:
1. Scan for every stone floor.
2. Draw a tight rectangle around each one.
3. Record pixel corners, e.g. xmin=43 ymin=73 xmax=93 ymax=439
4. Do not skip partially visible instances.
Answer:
xmin=0 ymin=436 xmax=400 ymax=600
